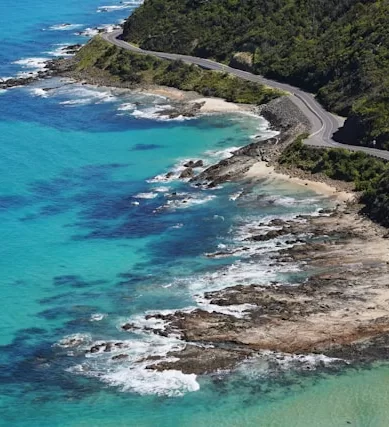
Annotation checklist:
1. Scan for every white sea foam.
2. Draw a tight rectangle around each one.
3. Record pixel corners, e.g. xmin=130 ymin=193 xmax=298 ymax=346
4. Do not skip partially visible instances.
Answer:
xmin=147 ymin=155 xmax=206 ymax=184
xmin=102 ymin=366 xmax=199 ymax=396
xmin=48 ymin=23 xmax=83 ymax=31
xmin=117 ymin=102 xmax=136 ymax=111
xmin=90 ymin=313 xmax=107 ymax=322
xmin=170 ymin=223 xmax=184 ymax=229
xmin=45 ymin=43 xmax=77 ymax=57
xmin=97 ymin=1 xmax=144 ymax=13
xmin=237 ymin=351 xmax=345 ymax=379
xmin=13 ymin=57 xmax=49 ymax=77
xmin=204 ymin=146 xmax=241 ymax=161
xmin=29 ymin=88 xmax=50 ymax=98
xmin=56 ymin=333 xmax=92 ymax=348
xmin=133 ymin=192 xmax=158 ymax=199
xmin=229 ymin=190 xmax=244 ymax=201
xmin=14 ymin=57 xmax=48 ymax=69
xmin=75 ymin=24 xmax=121 ymax=37
xmin=161 ymin=194 xmax=216 ymax=211
xmin=60 ymin=99 xmax=91 ymax=106
xmin=146 ymin=173 xmax=175 ymax=184
xmin=153 ymin=186 xmax=170 ymax=193
xmin=68 ymin=331 xmax=199 ymax=396
xmin=131 ymin=105 xmax=193 ymax=122
xmin=58 ymin=86 xmax=118 ymax=106
xmin=77 ymin=27 xmax=100 ymax=37
xmin=196 ymin=296 xmax=257 ymax=319
xmin=227 ymin=111 xmax=279 ymax=141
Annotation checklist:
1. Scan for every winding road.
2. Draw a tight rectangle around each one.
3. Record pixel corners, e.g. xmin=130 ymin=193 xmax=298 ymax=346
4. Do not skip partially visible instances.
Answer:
xmin=103 ymin=30 xmax=389 ymax=161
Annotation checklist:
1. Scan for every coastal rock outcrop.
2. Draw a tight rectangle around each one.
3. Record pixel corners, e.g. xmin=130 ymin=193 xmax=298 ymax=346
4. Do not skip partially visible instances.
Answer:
xmin=122 ymin=205 xmax=389 ymax=375
xmin=158 ymin=101 xmax=205 ymax=119
xmin=189 ymin=96 xmax=311 ymax=187
xmin=179 ymin=167 xmax=195 ymax=179
xmin=184 ymin=160 xmax=203 ymax=168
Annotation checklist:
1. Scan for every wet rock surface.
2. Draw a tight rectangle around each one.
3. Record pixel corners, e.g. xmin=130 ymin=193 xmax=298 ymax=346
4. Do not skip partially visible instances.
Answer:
xmin=0 ymin=56 xmax=76 ymax=90
xmin=122 ymin=205 xmax=389 ymax=375
xmin=158 ymin=101 xmax=205 ymax=119
xmin=190 ymin=102 xmax=310 ymax=187
xmin=146 ymin=344 xmax=255 ymax=375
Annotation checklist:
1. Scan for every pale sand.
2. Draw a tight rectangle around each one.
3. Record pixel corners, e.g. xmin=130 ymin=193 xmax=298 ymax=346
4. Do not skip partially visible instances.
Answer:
xmin=190 ymin=97 xmax=252 ymax=113
xmin=246 ymin=161 xmax=355 ymax=203
xmin=138 ymin=86 xmax=253 ymax=113
xmin=139 ymin=86 xmax=197 ymax=101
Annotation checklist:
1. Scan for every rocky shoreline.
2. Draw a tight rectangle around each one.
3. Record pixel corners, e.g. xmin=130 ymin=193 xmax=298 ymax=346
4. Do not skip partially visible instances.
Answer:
xmin=8 ymin=40 xmax=389 ymax=378
xmin=88 ymin=92 xmax=389 ymax=375
xmin=112 ymin=204 xmax=389 ymax=375
xmin=59 ymin=64 xmax=389 ymax=375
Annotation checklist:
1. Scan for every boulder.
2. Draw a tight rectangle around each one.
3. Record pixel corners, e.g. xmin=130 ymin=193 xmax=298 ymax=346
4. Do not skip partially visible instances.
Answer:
xmin=112 ymin=354 xmax=128 ymax=361
xmin=179 ymin=167 xmax=194 ymax=179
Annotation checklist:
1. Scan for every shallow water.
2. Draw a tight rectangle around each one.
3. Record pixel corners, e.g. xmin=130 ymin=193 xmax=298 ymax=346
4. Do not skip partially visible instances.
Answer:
xmin=1 ymin=0 xmax=389 ymax=425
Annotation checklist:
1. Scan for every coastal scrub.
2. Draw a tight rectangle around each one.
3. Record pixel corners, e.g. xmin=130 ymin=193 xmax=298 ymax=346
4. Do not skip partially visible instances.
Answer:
xmin=123 ymin=0 xmax=389 ymax=150
xmin=72 ymin=36 xmax=281 ymax=105
xmin=279 ymin=135 xmax=389 ymax=226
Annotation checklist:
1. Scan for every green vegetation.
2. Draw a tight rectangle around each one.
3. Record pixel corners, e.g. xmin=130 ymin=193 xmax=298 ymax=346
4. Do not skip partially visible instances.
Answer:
xmin=279 ymin=135 xmax=389 ymax=226
xmin=361 ymin=173 xmax=389 ymax=227
xmin=74 ymin=36 xmax=281 ymax=104
xmin=123 ymin=0 xmax=389 ymax=149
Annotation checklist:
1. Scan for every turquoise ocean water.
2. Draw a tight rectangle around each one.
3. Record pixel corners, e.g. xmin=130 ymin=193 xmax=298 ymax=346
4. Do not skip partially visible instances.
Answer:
xmin=1 ymin=1 xmax=389 ymax=426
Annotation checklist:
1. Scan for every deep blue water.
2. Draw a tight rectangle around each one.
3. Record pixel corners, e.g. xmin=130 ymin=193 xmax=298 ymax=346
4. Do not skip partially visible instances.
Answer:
xmin=1 ymin=1 xmax=389 ymax=426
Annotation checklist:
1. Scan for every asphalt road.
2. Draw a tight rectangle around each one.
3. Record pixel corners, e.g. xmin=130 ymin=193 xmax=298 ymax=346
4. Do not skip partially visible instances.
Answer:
xmin=102 ymin=30 xmax=389 ymax=161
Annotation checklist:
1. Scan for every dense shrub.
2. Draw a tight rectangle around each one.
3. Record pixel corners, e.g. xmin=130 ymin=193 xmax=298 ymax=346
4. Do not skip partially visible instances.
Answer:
xmin=123 ymin=0 xmax=389 ymax=149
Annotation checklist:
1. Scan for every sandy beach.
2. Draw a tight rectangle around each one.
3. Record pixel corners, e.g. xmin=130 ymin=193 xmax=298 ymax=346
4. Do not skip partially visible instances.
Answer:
xmin=246 ymin=161 xmax=355 ymax=203
xmin=115 ymin=133 xmax=389 ymax=374
xmin=137 ymin=85 xmax=254 ymax=113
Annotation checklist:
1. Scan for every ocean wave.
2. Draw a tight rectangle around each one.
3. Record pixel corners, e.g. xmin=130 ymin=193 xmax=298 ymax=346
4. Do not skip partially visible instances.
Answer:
xmin=66 ymin=331 xmax=199 ymax=396
xmin=101 ymin=366 xmax=199 ymax=396
xmin=229 ymin=189 xmax=244 ymax=201
xmin=162 ymin=257 xmax=296 ymax=296
xmin=170 ymin=223 xmax=184 ymax=229
xmin=147 ymin=154 xmax=207 ymax=184
xmin=117 ymin=102 xmax=136 ymax=111
xmin=76 ymin=24 xmax=121 ymax=37
xmin=146 ymin=173 xmax=176 ymax=184
xmin=97 ymin=1 xmax=144 ymax=13
xmin=227 ymin=110 xmax=279 ymax=140
xmin=131 ymin=105 xmax=194 ymax=122
xmin=231 ymin=213 xmax=308 ymax=243
xmin=90 ymin=313 xmax=107 ymax=322
xmin=47 ymin=23 xmax=83 ymax=31
xmin=45 ymin=43 xmax=76 ymax=57
xmin=152 ymin=186 xmax=171 ymax=193
xmin=57 ymin=86 xmax=118 ymax=106
xmin=29 ymin=88 xmax=50 ymax=98
xmin=133 ymin=192 xmax=158 ymax=199
xmin=203 ymin=146 xmax=241 ymax=160
xmin=13 ymin=57 xmax=49 ymax=77
xmin=158 ymin=194 xmax=217 ymax=211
